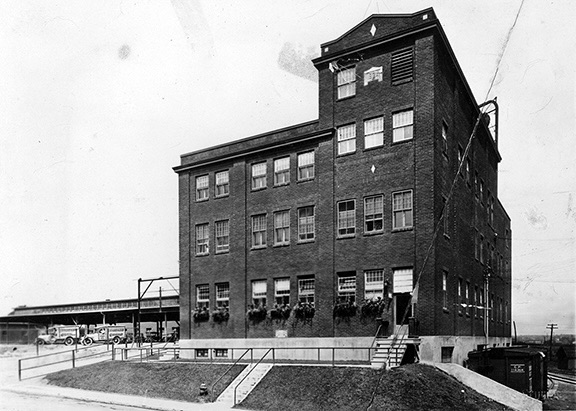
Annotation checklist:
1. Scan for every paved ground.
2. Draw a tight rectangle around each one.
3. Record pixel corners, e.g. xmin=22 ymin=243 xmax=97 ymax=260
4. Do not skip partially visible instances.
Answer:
xmin=0 ymin=345 xmax=237 ymax=411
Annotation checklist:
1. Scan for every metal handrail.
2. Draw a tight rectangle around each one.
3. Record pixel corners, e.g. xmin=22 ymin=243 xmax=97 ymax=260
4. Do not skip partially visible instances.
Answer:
xmin=233 ymin=348 xmax=272 ymax=405
xmin=210 ymin=348 xmax=251 ymax=402
xmin=369 ymin=324 xmax=383 ymax=360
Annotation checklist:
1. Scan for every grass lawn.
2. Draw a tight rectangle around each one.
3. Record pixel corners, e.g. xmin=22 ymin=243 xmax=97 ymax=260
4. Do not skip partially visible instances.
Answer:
xmin=238 ymin=363 xmax=513 ymax=411
xmin=45 ymin=361 xmax=245 ymax=403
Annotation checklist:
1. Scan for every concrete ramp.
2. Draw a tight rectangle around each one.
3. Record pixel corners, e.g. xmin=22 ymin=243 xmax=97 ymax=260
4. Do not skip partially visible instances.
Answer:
xmin=430 ymin=362 xmax=542 ymax=411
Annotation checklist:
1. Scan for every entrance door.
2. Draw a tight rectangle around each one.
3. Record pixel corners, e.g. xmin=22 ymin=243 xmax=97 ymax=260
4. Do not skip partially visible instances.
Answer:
xmin=394 ymin=293 xmax=412 ymax=334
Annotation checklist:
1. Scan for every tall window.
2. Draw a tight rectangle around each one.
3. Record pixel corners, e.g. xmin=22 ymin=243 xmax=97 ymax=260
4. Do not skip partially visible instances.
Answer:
xmin=337 ymin=274 xmax=356 ymax=303
xmin=392 ymin=190 xmax=413 ymax=229
xmin=274 ymin=157 xmax=290 ymax=186
xmin=465 ymin=282 xmax=470 ymax=316
xmin=251 ymin=214 xmax=267 ymax=248
xmin=442 ymin=197 xmax=450 ymax=238
xmin=298 ymin=278 xmax=315 ymax=304
xmin=298 ymin=206 xmax=315 ymax=241
xmin=337 ymin=124 xmax=356 ymax=155
xmin=216 ymin=283 xmax=230 ymax=307
xmin=252 ymin=280 xmax=267 ymax=307
xmin=297 ymin=151 xmax=314 ymax=181
xmin=274 ymin=210 xmax=290 ymax=245
xmin=195 ymin=223 xmax=209 ymax=255
xmin=337 ymin=200 xmax=355 ymax=236
xmin=365 ymin=195 xmax=383 ymax=233
xmin=252 ymin=162 xmax=267 ymax=190
xmin=441 ymin=123 xmax=448 ymax=154
xmin=392 ymin=110 xmax=413 ymax=142
xmin=215 ymin=220 xmax=229 ymax=253
xmin=196 ymin=175 xmax=209 ymax=201
xmin=458 ymin=278 xmax=463 ymax=315
xmin=275 ymin=278 xmax=290 ymax=305
xmin=364 ymin=117 xmax=384 ymax=149
xmin=442 ymin=271 xmax=448 ymax=310
xmin=215 ymin=171 xmax=229 ymax=197
xmin=337 ymin=67 xmax=356 ymax=99
xmin=196 ymin=285 xmax=209 ymax=309
xmin=365 ymin=270 xmax=384 ymax=300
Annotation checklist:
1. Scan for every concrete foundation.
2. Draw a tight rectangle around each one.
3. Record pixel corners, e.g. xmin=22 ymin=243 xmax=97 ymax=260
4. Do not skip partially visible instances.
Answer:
xmin=419 ymin=336 xmax=512 ymax=365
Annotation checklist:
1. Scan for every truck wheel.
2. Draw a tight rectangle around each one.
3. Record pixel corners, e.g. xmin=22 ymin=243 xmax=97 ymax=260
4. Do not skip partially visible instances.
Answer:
xmin=112 ymin=336 xmax=121 ymax=345
xmin=83 ymin=337 xmax=93 ymax=346
xmin=64 ymin=337 xmax=74 ymax=346
xmin=36 ymin=339 xmax=45 ymax=345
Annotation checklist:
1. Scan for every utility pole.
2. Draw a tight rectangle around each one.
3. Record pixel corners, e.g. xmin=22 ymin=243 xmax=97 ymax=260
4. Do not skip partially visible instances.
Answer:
xmin=546 ymin=323 xmax=558 ymax=358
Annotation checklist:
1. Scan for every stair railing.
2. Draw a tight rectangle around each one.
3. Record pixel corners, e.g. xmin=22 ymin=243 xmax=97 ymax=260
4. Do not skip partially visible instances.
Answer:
xmin=369 ymin=324 xmax=383 ymax=361
xmin=233 ymin=348 xmax=272 ymax=405
xmin=210 ymin=348 xmax=252 ymax=402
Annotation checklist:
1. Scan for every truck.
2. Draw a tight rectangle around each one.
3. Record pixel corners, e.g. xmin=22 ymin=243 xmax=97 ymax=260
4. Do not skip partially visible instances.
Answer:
xmin=82 ymin=325 xmax=128 ymax=346
xmin=36 ymin=325 xmax=85 ymax=346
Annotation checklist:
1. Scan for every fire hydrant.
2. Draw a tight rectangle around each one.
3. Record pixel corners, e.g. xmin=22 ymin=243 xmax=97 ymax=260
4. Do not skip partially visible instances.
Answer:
xmin=199 ymin=383 xmax=208 ymax=396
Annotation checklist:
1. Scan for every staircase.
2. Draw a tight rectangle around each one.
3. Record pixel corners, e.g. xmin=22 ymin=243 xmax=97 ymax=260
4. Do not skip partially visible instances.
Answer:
xmin=371 ymin=336 xmax=421 ymax=369
xmin=215 ymin=363 xmax=273 ymax=405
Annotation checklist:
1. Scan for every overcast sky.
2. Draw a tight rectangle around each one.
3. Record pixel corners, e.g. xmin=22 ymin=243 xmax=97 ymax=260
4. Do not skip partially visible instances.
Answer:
xmin=1 ymin=0 xmax=574 ymax=336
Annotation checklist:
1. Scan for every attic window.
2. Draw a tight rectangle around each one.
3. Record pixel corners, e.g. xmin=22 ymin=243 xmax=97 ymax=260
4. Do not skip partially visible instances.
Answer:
xmin=391 ymin=47 xmax=414 ymax=85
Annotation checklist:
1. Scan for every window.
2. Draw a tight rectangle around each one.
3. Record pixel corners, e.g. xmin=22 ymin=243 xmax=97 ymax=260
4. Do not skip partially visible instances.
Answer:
xmin=195 ymin=349 xmax=208 ymax=357
xmin=215 ymin=283 xmax=229 ymax=307
xmin=392 ymin=110 xmax=413 ymax=142
xmin=338 ymin=274 xmax=356 ymax=303
xmin=297 ymin=151 xmax=314 ymax=181
xmin=337 ymin=200 xmax=356 ymax=236
xmin=275 ymin=278 xmax=290 ymax=305
xmin=337 ymin=124 xmax=356 ymax=155
xmin=392 ymin=268 xmax=413 ymax=293
xmin=196 ymin=175 xmax=209 ymax=201
xmin=215 ymin=220 xmax=229 ymax=253
xmin=365 ymin=270 xmax=384 ymax=300
xmin=274 ymin=210 xmax=290 ymax=245
xmin=252 ymin=280 xmax=267 ymax=307
xmin=274 ymin=157 xmax=290 ymax=186
xmin=442 ymin=271 xmax=448 ymax=310
xmin=214 ymin=349 xmax=228 ymax=358
xmin=465 ymin=282 xmax=470 ymax=316
xmin=195 ymin=223 xmax=209 ymax=255
xmin=337 ymin=67 xmax=356 ymax=99
xmin=196 ymin=285 xmax=209 ymax=309
xmin=392 ymin=190 xmax=413 ymax=230
xmin=364 ymin=117 xmax=384 ymax=149
xmin=298 ymin=278 xmax=315 ymax=304
xmin=251 ymin=214 xmax=267 ymax=248
xmin=442 ymin=197 xmax=450 ymax=238
xmin=215 ymin=171 xmax=229 ymax=197
xmin=490 ymin=293 xmax=494 ymax=321
xmin=458 ymin=278 xmax=463 ymax=315
xmin=251 ymin=162 xmax=267 ymax=190
xmin=441 ymin=123 xmax=448 ymax=154
xmin=391 ymin=47 xmax=414 ymax=84
xmin=298 ymin=206 xmax=315 ymax=241
xmin=364 ymin=195 xmax=384 ymax=233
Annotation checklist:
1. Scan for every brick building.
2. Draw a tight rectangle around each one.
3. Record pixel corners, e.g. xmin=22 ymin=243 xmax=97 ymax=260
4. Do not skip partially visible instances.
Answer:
xmin=173 ymin=8 xmax=512 ymax=364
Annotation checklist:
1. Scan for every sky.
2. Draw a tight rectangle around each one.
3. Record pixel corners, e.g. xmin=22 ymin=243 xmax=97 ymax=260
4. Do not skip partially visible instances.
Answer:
xmin=0 ymin=0 xmax=574 ymax=336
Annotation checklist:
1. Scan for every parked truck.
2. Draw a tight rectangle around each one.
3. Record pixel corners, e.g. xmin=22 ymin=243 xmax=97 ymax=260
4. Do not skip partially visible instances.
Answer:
xmin=36 ymin=325 xmax=85 ymax=346
xmin=82 ymin=325 xmax=128 ymax=346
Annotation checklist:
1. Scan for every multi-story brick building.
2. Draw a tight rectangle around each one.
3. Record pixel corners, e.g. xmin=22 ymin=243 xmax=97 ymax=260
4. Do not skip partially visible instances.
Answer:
xmin=173 ymin=8 xmax=512 ymax=364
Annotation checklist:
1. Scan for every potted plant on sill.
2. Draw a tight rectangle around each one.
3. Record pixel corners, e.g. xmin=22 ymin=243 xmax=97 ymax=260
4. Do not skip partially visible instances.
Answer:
xmin=246 ymin=304 xmax=267 ymax=323
xmin=212 ymin=306 xmax=230 ymax=323
xmin=333 ymin=300 xmax=358 ymax=319
xmin=192 ymin=306 xmax=210 ymax=323
xmin=269 ymin=303 xmax=292 ymax=321
xmin=293 ymin=302 xmax=315 ymax=321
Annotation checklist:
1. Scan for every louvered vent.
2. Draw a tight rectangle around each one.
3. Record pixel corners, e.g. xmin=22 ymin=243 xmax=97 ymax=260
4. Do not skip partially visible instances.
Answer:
xmin=391 ymin=47 xmax=414 ymax=84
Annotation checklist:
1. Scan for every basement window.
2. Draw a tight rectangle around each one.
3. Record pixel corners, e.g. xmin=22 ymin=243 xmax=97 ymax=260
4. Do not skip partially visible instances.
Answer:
xmin=195 ymin=349 xmax=208 ymax=358
xmin=214 ymin=349 xmax=228 ymax=358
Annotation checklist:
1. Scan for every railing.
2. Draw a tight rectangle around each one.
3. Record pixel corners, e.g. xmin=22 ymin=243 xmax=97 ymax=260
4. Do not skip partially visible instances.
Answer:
xmin=369 ymin=324 xmax=383 ymax=360
xmin=18 ymin=344 xmax=112 ymax=381
xmin=233 ymin=348 xmax=272 ymax=405
xmin=210 ymin=348 xmax=251 ymax=402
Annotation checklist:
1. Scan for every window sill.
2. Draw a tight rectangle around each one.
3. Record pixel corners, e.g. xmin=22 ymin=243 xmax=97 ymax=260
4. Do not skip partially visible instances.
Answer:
xmin=196 ymin=198 xmax=209 ymax=203
xmin=363 ymin=145 xmax=384 ymax=152
xmin=274 ymin=183 xmax=290 ymax=188
xmin=337 ymin=234 xmax=355 ymax=240
xmin=337 ymin=94 xmax=356 ymax=102
xmin=392 ymin=226 xmax=413 ymax=233
xmin=297 ymin=239 xmax=315 ymax=245
xmin=363 ymin=230 xmax=384 ymax=237
xmin=215 ymin=250 xmax=229 ymax=255
xmin=337 ymin=151 xmax=356 ymax=157
xmin=251 ymin=187 xmax=267 ymax=192
xmin=273 ymin=243 xmax=290 ymax=248
xmin=215 ymin=194 xmax=229 ymax=199
xmin=251 ymin=245 xmax=267 ymax=251
xmin=195 ymin=253 xmax=209 ymax=257
xmin=297 ymin=177 xmax=314 ymax=184
xmin=391 ymin=138 xmax=413 ymax=146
